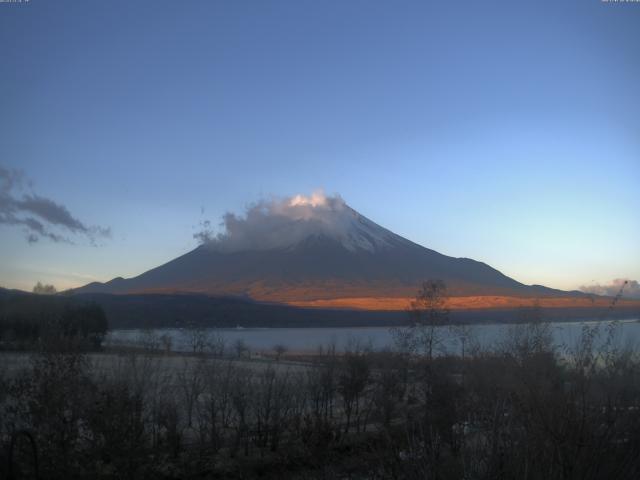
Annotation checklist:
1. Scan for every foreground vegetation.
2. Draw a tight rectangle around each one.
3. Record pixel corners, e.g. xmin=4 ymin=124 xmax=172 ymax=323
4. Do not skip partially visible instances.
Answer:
xmin=1 ymin=282 xmax=638 ymax=478
xmin=1 ymin=319 xmax=640 ymax=479
xmin=0 ymin=297 xmax=108 ymax=351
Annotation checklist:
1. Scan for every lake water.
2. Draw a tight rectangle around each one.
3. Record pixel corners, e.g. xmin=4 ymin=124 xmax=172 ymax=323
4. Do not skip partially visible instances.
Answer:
xmin=106 ymin=318 xmax=640 ymax=354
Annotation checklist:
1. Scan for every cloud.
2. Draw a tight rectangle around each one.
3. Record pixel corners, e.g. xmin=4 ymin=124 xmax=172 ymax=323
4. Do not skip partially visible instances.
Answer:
xmin=0 ymin=165 xmax=25 ymax=192
xmin=0 ymin=165 xmax=111 ymax=245
xmin=195 ymin=190 xmax=375 ymax=252
xmin=193 ymin=219 xmax=215 ymax=244
xmin=580 ymin=279 xmax=640 ymax=299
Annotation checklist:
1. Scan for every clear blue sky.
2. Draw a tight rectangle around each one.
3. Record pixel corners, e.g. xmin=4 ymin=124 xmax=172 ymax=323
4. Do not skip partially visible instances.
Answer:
xmin=1 ymin=0 xmax=638 ymax=293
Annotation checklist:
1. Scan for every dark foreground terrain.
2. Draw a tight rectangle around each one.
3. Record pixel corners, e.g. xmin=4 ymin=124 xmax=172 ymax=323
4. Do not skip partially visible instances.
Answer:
xmin=1 ymin=319 xmax=640 ymax=479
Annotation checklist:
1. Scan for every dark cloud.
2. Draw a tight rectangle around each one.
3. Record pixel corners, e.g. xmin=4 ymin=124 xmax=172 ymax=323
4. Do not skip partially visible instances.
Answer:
xmin=0 ymin=165 xmax=111 ymax=245
xmin=18 ymin=194 xmax=87 ymax=232
xmin=580 ymin=279 xmax=640 ymax=299
xmin=0 ymin=165 xmax=26 ymax=193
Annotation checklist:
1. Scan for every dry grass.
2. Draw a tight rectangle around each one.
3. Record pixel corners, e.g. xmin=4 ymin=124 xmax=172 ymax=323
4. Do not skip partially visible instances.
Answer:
xmin=286 ymin=295 xmax=640 ymax=311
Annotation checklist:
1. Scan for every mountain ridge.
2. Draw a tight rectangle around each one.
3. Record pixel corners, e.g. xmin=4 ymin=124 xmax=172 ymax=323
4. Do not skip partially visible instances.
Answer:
xmin=71 ymin=194 xmax=580 ymax=305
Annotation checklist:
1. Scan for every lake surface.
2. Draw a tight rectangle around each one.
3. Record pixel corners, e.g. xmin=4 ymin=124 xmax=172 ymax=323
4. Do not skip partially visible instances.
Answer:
xmin=106 ymin=318 xmax=640 ymax=354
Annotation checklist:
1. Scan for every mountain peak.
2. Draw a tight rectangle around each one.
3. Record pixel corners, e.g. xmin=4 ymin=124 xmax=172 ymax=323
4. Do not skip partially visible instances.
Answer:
xmin=198 ymin=191 xmax=403 ymax=253
xmin=73 ymin=191 xmax=565 ymax=303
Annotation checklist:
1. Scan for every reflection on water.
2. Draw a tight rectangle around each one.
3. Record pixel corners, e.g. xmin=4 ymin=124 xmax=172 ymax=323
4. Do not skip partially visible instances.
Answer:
xmin=106 ymin=318 xmax=640 ymax=354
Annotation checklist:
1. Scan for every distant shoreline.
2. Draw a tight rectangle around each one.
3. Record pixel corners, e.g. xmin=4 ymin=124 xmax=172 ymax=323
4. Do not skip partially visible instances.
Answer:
xmin=3 ymin=288 xmax=638 ymax=330
xmin=104 ymin=307 xmax=640 ymax=330
xmin=108 ymin=316 xmax=640 ymax=332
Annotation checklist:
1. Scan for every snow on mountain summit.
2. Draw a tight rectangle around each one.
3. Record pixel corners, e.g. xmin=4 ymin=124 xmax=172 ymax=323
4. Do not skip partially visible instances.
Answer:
xmin=197 ymin=191 xmax=404 ymax=253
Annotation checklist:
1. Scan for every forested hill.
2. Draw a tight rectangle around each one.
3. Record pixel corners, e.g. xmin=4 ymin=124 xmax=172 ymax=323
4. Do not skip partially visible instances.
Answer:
xmin=1 ymin=288 xmax=638 ymax=330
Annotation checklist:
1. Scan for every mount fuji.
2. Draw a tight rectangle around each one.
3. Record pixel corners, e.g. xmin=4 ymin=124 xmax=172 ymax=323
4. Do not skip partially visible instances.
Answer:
xmin=73 ymin=192 xmax=576 ymax=309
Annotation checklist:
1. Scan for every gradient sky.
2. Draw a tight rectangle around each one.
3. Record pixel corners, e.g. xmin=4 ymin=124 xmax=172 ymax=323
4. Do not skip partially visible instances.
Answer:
xmin=1 ymin=0 xmax=639 ymax=293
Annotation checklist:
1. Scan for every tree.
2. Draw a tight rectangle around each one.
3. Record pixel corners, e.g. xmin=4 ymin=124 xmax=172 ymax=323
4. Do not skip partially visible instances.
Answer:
xmin=177 ymin=358 xmax=205 ymax=428
xmin=32 ymin=282 xmax=57 ymax=295
xmin=449 ymin=322 xmax=475 ymax=361
xmin=182 ymin=324 xmax=207 ymax=354
xmin=404 ymin=280 xmax=450 ymax=359
xmin=160 ymin=333 xmax=173 ymax=353
xmin=234 ymin=339 xmax=250 ymax=359
xmin=55 ymin=303 xmax=108 ymax=349
xmin=206 ymin=330 xmax=226 ymax=357
xmin=502 ymin=298 xmax=553 ymax=359
xmin=338 ymin=352 xmax=370 ymax=433
xmin=273 ymin=344 xmax=287 ymax=361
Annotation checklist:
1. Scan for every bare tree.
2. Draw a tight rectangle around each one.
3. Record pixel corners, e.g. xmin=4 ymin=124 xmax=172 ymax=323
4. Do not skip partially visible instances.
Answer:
xmin=501 ymin=299 xmax=553 ymax=359
xmin=229 ymin=367 xmax=253 ymax=457
xmin=200 ymin=360 xmax=236 ymax=452
xmin=182 ymin=326 xmax=208 ymax=355
xmin=399 ymin=280 xmax=450 ymax=359
xmin=137 ymin=328 xmax=160 ymax=352
xmin=273 ymin=343 xmax=287 ymax=361
xmin=159 ymin=333 xmax=173 ymax=354
xmin=449 ymin=322 xmax=476 ymax=361
xmin=338 ymin=351 xmax=370 ymax=433
xmin=234 ymin=338 xmax=250 ymax=359
xmin=177 ymin=358 xmax=205 ymax=428
xmin=206 ymin=330 xmax=226 ymax=357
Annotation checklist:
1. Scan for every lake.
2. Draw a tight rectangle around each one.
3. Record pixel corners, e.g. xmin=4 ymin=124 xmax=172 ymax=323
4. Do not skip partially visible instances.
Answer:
xmin=106 ymin=317 xmax=640 ymax=354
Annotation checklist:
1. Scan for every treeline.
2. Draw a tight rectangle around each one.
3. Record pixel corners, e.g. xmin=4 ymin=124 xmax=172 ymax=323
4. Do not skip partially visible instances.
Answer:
xmin=1 ymin=322 xmax=639 ymax=479
xmin=0 ymin=293 xmax=108 ymax=349
xmin=36 ymin=292 xmax=640 ymax=329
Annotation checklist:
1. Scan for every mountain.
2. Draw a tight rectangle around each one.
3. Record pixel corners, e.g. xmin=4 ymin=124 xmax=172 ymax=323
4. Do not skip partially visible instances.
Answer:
xmin=72 ymin=193 xmax=580 ymax=309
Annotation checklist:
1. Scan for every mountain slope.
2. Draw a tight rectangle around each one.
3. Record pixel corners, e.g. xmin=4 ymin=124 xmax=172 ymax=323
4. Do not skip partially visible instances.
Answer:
xmin=73 ymin=193 xmax=573 ymax=304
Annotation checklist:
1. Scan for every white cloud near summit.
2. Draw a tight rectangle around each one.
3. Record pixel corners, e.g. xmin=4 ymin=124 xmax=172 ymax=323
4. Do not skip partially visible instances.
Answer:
xmin=194 ymin=190 xmax=394 ymax=253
